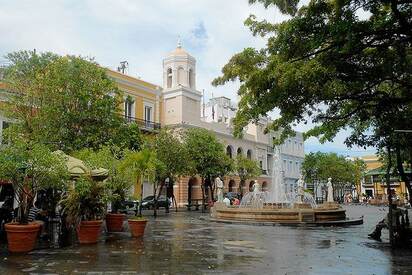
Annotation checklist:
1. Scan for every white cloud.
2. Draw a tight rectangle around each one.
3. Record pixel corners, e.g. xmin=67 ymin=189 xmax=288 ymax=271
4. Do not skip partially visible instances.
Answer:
xmin=0 ymin=0 xmax=374 ymax=155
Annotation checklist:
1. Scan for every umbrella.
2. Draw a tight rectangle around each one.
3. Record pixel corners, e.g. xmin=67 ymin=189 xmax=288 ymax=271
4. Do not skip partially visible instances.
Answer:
xmin=53 ymin=150 xmax=109 ymax=180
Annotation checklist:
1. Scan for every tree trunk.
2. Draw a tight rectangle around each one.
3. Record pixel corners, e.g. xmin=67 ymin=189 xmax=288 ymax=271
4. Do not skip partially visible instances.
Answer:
xmin=201 ymin=177 xmax=206 ymax=213
xmin=153 ymin=183 xmax=157 ymax=218
xmin=387 ymin=145 xmax=394 ymax=246
xmin=395 ymin=145 xmax=412 ymax=205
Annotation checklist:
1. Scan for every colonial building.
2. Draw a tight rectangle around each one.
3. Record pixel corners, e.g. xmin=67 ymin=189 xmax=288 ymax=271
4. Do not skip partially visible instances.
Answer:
xmin=360 ymin=155 xmax=411 ymax=202
xmin=159 ymin=43 xmax=305 ymax=206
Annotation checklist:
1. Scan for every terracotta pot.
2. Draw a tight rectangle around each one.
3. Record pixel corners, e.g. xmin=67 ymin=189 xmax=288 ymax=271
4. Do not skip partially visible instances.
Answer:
xmin=5 ymin=222 xmax=41 ymax=253
xmin=106 ymin=213 xmax=125 ymax=232
xmin=77 ymin=220 xmax=103 ymax=244
xmin=128 ymin=219 xmax=147 ymax=238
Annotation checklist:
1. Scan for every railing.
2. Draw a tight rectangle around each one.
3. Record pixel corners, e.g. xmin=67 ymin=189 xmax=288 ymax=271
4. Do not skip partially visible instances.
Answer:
xmin=267 ymin=146 xmax=274 ymax=153
xmin=124 ymin=116 xmax=161 ymax=131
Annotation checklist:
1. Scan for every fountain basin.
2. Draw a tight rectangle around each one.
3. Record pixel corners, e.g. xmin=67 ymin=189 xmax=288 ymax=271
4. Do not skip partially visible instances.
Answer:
xmin=210 ymin=203 xmax=362 ymax=226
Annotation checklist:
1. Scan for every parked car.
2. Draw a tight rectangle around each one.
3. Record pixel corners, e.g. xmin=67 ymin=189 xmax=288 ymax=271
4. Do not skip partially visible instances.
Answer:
xmin=118 ymin=200 xmax=139 ymax=215
xmin=141 ymin=196 xmax=170 ymax=210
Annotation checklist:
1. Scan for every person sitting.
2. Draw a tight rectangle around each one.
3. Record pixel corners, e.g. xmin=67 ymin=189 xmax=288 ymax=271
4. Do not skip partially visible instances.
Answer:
xmin=28 ymin=200 xmax=47 ymax=237
xmin=232 ymin=197 xmax=240 ymax=206
xmin=368 ymin=202 xmax=403 ymax=241
xmin=223 ymin=196 xmax=231 ymax=207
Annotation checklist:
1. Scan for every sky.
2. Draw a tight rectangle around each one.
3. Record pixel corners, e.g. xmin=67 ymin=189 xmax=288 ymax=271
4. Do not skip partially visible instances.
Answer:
xmin=0 ymin=0 xmax=376 ymax=157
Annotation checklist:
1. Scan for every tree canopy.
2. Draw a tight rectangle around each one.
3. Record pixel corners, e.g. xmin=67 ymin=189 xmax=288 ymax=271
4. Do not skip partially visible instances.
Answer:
xmin=2 ymin=50 xmax=136 ymax=152
xmin=302 ymin=152 xmax=366 ymax=186
xmin=213 ymin=0 xmax=411 ymax=196
xmin=234 ymin=154 xmax=261 ymax=183
xmin=183 ymin=128 xmax=234 ymax=180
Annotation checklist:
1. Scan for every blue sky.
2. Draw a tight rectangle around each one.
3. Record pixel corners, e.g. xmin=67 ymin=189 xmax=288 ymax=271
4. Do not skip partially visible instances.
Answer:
xmin=0 ymin=0 xmax=376 ymax=157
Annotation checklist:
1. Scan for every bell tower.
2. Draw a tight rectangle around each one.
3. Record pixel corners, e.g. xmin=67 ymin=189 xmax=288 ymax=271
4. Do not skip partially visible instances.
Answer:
xmin=162 ymin=39 xmax=201 ymax=126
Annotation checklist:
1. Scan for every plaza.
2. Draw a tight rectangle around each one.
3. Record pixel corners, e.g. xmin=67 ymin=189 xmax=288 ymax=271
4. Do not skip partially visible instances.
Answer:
xmin=0 ymin=0 xmax=411 ymax=273
xmin=1 ymin=205 xmax=411 ymax=274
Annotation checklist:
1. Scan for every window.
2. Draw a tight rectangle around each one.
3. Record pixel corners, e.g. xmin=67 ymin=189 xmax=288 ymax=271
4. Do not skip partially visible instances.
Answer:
xmin=226 ymin=146 xmax=233 ymax=158
xmin=247 ymin=149 xmax=252 ymax=159
xmin=167 ymin=68 xmax=172 ymax=88
xmin=189 ymin=68 xmax=194 ymax=88
xmin=145 ymin=106 xmax=152 ymax=122
xmin=283 ymin=160 xmax=286 ymax=169
xmin=124 ymin=99 xmax=134 ymax=121
xmin=178 ymin=67 xmax=185 ymax=85
xmin=259 ymin=161 xmax=263 ymax=169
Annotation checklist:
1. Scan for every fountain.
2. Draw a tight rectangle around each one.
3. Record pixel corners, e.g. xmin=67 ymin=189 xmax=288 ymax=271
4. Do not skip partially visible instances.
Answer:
xmin=210 ymin=148 xmax=363 ymax=226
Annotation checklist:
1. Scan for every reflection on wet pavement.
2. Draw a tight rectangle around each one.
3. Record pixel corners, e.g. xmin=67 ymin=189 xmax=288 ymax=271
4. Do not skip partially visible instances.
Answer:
xmin=1 ymin=205 xmax=412 ymax=274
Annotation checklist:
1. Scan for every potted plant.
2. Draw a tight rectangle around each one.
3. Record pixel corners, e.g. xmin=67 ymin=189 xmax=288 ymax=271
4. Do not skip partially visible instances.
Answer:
xmin=120 ymin=148 xmax=158 ymax=237
xmin=61 ymin=176 xmax=107 ymax=244
xmin=73 ymin=147 xmax=133 ymax=232
xmin=0 ymin=141 xmax=69 ymax=253
xmin=127 ymin=216 xmax=148 ymax=237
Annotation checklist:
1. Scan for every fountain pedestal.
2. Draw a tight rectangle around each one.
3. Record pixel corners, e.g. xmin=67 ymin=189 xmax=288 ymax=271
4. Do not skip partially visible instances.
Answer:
xmin=293 ymin=203 xmax=312 ymax=209
xmin=319 ymin=202 xmax=339 ymax=209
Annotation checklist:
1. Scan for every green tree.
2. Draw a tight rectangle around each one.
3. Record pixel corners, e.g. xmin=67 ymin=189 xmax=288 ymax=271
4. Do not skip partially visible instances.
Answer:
xmin=119 ymin=148 xmax=158 ymax=216
xmin=234 ymin=154 xmax=261 ymax=193
xmin=0 ymin=140 xmax=69 ymax=224
xmin=73 ymin=146 xmax=134 ymax=213
xmin=302 ymin=152 xmax=365 ymax=199
xmin=149 ymin=129 xmax=193 ymax=211
xmin=213 ymin=0 xmax=412 ymax=199
xmin=183 ymin=128 xmax=234 ymax=209
xmin=3 ymin=50 xmax=126 ymax=152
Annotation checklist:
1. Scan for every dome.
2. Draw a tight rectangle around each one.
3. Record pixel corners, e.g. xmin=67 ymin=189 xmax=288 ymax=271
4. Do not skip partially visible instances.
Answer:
xmin=169 ymin=46 xmax=191 ymax=56
xmin=167 ymin=38 xmax=193 ymax=58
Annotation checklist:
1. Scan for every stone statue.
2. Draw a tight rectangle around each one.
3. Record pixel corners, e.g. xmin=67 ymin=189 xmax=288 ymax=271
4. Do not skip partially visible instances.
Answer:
xmin=216 ymin=177 xmax=224 ymax=203
xmin=252 ymin=181 xmax=261 ymax=193
xmin=327 ymin=177 xmax=334 ymax=202
xmin=297 ymin=175 xmax=305 ymax=203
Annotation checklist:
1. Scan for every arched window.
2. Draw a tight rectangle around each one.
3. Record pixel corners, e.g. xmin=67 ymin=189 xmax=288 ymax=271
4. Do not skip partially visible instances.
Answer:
xmin=167 ymin=68 xmax=172 ymax=88
xmin=247 ymin=149 xmax=252 ymax=159
xmin=189 ymin=68 xmax=194 ymax=88
xmin=249 ymin=181 xmax=255 ymax=192
xmin=237 ymin=147 xmax=243 ymax=156
xmin=229 ymin=180 xmax=236 ymax=192
xmin=178 ymin=67 xmax=185 ymax=85
xmin=262 ymin=181 xmax=268 ymax=192
xmin=226 ymin=145 xmax=233 ymax=159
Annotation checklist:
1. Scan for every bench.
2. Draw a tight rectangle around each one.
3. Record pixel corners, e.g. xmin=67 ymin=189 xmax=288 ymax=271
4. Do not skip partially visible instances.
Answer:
xmin=185 ymin=199 xmax=202 ymax=211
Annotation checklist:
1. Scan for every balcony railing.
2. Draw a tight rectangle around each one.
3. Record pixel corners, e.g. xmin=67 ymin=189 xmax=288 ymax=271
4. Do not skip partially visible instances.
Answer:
xmin=124 ymin=116 xmax=161 ymax=131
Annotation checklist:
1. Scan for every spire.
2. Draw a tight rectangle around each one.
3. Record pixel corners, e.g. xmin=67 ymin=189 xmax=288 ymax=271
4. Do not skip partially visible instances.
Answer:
xmin=177 ymin=35 xmax=182 ymax=48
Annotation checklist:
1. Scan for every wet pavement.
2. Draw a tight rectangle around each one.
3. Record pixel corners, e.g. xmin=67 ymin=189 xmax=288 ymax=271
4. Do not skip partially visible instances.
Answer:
xmin=1 ymin=205 xmax=412 ymax=274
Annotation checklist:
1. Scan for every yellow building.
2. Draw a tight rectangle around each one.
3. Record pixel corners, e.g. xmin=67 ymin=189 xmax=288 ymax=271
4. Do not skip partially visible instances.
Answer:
xmin=105 ymin=68 xmax=162 ymax=132
xmin=360 ymin=155 xmax=410 ymax=202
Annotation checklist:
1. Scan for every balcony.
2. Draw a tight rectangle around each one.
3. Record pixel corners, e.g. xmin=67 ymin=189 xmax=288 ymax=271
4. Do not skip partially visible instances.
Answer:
xmin=124 ymin=116 xmax=161 ymax=132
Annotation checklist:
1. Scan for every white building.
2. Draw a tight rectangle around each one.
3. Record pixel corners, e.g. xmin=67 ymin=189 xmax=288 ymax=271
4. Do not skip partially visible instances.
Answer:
xmin=160 ymin=42 xmax=305 ymax=204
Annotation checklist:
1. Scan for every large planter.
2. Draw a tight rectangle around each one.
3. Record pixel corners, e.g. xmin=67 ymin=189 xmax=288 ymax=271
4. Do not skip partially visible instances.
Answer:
xmin=128 ymin=219 xmax=147 ymax=238
xmin=5 ymin=222 xmax=41 ymax=253
xmin=106 ymin=213 xmax=125 ymax=232
xmin=77 ymin=220 xmax=103 ymax=244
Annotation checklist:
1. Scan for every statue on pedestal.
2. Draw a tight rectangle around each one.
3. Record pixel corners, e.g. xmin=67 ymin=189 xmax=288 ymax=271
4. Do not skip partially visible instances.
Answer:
xmin=327 ymin=178 xmax=334 ymax=202
xmin=252 ymin=181 xmax=261 ymax=193
xmin=297 ymin=175 xmax=305 ymax=203
xmin=215 ymin=177 xmax=224 ymax=203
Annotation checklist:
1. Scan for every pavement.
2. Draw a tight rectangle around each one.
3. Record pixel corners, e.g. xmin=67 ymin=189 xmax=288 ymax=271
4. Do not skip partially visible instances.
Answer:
xmin=1 ymin=205 xmax=412 ymax=274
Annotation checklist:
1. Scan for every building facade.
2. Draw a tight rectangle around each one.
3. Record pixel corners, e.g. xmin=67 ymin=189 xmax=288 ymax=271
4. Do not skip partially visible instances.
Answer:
xmin=360 ymin=155 xmax=410 ymax=202
xmin=159 ymin=43 xmax=305 ymax=206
